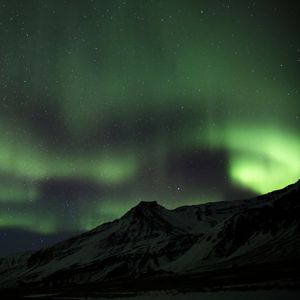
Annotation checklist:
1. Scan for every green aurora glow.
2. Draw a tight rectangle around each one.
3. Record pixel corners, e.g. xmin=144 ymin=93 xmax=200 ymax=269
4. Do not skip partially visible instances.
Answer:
xmin=0 ymin=0 xmax=299 ymax=235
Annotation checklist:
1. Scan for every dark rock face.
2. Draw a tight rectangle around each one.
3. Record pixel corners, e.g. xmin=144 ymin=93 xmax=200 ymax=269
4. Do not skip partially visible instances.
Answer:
xmin=212 ymin=182 xmax=300 ymax=259
xmin=0 ymin=180 xmax=299 ymax=290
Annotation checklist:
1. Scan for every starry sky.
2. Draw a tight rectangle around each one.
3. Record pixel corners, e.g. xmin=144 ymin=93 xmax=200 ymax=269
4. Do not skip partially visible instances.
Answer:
xmin=0 ymin=0 xmax=299 ymax=255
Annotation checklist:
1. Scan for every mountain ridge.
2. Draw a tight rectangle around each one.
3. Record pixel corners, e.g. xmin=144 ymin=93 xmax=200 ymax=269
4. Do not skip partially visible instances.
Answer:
xmin=0 ymin=180 xmax=299 ymax=293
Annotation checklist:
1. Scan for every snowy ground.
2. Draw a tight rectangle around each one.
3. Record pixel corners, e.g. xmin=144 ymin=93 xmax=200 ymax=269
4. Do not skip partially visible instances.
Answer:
xmin=97 ymin=290 xmax=300 ymax=300
xmin=25 ymin=290 xmax=300 ymax=300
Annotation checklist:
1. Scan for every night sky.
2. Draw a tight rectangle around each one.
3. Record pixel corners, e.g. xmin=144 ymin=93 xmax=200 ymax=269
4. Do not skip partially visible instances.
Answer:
xmin=0 ymin=0 xmax=299 ymax=255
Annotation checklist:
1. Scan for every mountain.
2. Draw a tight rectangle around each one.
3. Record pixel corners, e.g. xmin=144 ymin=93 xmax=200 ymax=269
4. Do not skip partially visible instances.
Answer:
xmin=0 ymin=180 xmax=299 ymax=294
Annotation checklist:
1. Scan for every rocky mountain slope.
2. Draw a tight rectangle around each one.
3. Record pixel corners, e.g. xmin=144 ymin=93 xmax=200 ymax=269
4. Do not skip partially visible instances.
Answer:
xmin=0 ymin=180 xmax=299 ymax=291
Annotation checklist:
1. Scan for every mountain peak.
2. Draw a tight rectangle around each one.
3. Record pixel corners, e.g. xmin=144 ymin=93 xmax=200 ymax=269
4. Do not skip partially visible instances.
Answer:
xmin=122 ymin=201 xmax=162 ymax=220
xmin=136 ymin=200 xmax=159 ymax=208
xmin=132 ymin=200 xmax=161 ymax=213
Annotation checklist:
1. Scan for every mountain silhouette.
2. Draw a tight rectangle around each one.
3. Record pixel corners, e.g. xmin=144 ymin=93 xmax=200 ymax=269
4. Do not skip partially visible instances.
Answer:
xmin=0 ymin=180 xmax=299 ymax=294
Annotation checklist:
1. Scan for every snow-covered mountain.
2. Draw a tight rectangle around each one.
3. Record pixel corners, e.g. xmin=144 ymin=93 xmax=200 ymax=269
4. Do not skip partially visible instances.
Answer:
xmin=0 ymin=180 xmax=299 ymax=291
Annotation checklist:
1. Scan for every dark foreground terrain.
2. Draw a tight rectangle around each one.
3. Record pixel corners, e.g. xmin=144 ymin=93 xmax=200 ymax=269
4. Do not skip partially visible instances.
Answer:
xmin=2 ymin=259 xmax=300 ymax=299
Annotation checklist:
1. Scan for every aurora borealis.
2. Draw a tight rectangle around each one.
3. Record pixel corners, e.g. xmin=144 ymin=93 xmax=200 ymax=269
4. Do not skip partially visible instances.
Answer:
xmin=0 ymin=0 xmax=299 ymax=254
